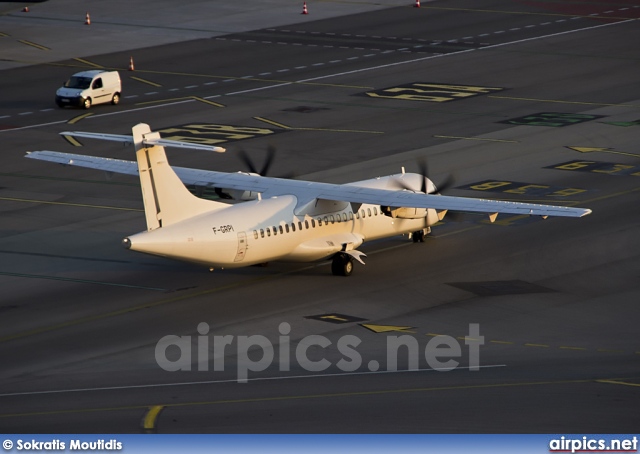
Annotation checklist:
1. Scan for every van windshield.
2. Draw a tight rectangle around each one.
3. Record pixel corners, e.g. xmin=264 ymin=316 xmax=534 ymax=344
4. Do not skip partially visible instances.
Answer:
xmin=64 ymin=76 xmax=92 ymax=89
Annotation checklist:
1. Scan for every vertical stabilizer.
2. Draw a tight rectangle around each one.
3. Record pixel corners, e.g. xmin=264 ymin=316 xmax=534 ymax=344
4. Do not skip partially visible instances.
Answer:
xmin=132 ymin=123 xmax=226 ymax=230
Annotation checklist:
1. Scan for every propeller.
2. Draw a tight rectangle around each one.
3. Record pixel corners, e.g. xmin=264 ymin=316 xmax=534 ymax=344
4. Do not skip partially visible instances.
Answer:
xmin=391 ymin=158 xmax=455 ymax=194
xmin=237 ymin=144 xmax=276 ymax=176
xmin=237 ymin=144 xmax=296 ymax=179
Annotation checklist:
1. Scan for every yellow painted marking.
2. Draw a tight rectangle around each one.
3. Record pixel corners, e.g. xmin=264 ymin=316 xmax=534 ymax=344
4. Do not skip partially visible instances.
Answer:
xmin=596 ymin=348 xmax=624 ymax=353
xmin=0 ymin=32 xmax=9 ymax=38
xmin=0 ymin=271 xmax=279 ymax=343
xmin=524 ymin=343 xmax=550 ymax=348
xmin=254 ymin=117 xmax=291 ymax=129
xmin=129 ymin=76 xmax=162 ymax=88
xmin=320 ymin=315 xmax=349 ymax=322
xmin=425 ymin=333 xmax=444 ymax=337
xmin=434 ymin=135 xmax=518 ymax=143
xmin=559 ymin=346 xmax=587 ymax=351
xmin=18 ymin=40 xmax=50 ymax=51
xmin=142 ymin=405 xmax=164 ymax=431
xmin=457 ymin=337 xmax=480 ymax=342
xmin=0 ymin=377 xmax=622 ymax=420
xmin=566 ymin=146 xmax=639 ymax=158
xmin=73 ymin=58 xmax=104 ymax=69
xmin=294 ymin=126 xmax=383 ymax=134
xmin=596 ymin=380 xmax=640 ymax=387
xmin=361 ymin=324 xmax=415 ymax=334
xmin=67 ymin=113 xmax=93 ymax=125
xmin=109 ymin=67 xmax=373 ymax=89
xmin=0 ymin=197 xmax=142 ymax=213
xmin=490 ymin=340 xmax=514 ymax=345
xmin=488 ymin=95 xmax=637 ymax=108
xmin=62 ymin=135 xmax=83 ymax=147
xmin=192 ymin=96 xmax=225 ymax=108
xmin=254 ymin=116 xmax=382 ymax=134
xmin=433 ymin=225 xmax=483 ymax=238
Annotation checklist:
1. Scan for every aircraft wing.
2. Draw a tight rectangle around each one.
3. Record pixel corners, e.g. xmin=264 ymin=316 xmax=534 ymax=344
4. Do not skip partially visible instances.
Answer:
xmin=25 ymin=151 xmax=591 ymax=218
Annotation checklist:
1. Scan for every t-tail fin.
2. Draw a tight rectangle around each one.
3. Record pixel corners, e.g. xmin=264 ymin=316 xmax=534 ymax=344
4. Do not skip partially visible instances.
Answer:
xmin=131 ymin=123 xmax=227 ymax=230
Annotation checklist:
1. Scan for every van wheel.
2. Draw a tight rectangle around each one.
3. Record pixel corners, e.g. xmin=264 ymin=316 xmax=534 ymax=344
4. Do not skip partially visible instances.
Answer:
xmin=111 ymin=93 xmax=120 ymax=105
xmin=82 ymin=98 xmax=92 ymax=109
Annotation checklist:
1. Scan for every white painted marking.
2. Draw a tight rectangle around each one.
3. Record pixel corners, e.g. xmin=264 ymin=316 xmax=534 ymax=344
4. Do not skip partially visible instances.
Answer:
xmin=184 ymin=85 xmax=198 ymax=89
xmin=204 ymin=82 xmax=217 ymax=86
xmin=144 ymin=92 xmax=158 ymax=95
xmin=277 ymin=69 xmax=290 ymax=72
xmin=19 ymin=112 xmax=33 ymax=116
xmin=5 ymin=20 xmax=633 ymax=135
xmin=0 ymin=364 xmax=507 ymax=397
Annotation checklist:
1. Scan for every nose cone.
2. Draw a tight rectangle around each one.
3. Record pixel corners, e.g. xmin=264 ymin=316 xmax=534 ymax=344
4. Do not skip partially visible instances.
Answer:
xmin=122 ymin=237 xmax=132 ymax=249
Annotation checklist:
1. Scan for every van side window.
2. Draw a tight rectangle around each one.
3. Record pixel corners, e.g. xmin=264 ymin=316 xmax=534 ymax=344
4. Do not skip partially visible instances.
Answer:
xmin=92 ymin=78 xmax=103 ymax=89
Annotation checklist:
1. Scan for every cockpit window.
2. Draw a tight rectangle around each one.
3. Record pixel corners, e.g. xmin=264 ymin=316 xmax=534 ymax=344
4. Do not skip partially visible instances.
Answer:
xmin=64 ymin=76 xmax=92 ymax=89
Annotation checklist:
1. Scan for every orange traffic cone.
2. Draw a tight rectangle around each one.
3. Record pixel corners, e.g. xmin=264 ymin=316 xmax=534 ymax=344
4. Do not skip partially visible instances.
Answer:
xmin=414 ymin=0 xmax=421 ymax=7
xmin=22 ymin=6 xmax=29 ymax=12
xmin=128 ymin=56 xmax=135 ymax=71
xmin=85 ymin=12 xmax=91 ymax=25
xmin=301 ymin=2 xmax=308 ymax=14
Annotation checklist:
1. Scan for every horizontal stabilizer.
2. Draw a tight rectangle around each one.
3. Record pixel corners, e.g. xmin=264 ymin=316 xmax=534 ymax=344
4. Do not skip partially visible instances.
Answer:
xmin=60 ymin=131 xmax=226 ymax=153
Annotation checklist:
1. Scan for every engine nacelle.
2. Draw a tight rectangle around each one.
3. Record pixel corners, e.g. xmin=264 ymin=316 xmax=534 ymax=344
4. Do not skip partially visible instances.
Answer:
xmin=381 ymin=206 xmax=428 ymax=219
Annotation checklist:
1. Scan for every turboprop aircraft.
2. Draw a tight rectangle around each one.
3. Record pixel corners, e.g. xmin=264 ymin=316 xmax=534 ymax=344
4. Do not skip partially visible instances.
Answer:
xmin=26 ymin=123 xmax=592 ymax=276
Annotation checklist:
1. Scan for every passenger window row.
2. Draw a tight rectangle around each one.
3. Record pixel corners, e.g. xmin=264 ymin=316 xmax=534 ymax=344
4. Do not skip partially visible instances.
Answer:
xmin=252 ymin=207 xmax=379 ymax=240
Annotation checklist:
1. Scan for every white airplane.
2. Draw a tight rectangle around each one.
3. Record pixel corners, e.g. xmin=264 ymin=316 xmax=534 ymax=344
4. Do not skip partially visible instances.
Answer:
xmin=26 ymin=123 xmax=592 ymax=276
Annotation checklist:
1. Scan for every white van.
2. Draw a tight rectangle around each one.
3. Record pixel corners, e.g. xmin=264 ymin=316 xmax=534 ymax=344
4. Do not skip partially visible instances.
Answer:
xmin=55 ymin=70 xmax=122 ymax=109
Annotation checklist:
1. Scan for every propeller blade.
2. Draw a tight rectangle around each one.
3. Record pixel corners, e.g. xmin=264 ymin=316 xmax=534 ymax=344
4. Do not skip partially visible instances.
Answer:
xmin=237 ymin=148 xmax=258 ymax=174
xmin=433 ymin=174 xmax=455 ymax=193
xmin=417 ymin=158 xmax=428 ymax=194
xmin=260 ymin=144 xmax=276 ymax=176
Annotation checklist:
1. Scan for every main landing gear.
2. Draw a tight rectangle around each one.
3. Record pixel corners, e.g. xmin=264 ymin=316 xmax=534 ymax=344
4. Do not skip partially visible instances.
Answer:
xmin=331 ymin=253 xmax=354 ymax=277
xmin=411 ymin=227 xmax=430 ymax=243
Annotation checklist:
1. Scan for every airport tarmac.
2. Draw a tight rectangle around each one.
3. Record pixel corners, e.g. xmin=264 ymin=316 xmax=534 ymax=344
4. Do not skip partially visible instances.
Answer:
xmin=0 ymin=0 xmax=639 ymax=433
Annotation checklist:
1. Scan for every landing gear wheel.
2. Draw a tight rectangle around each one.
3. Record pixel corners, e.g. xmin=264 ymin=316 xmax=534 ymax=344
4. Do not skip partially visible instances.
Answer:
xmin=331 ymin=253 xmax=354 ymax=277
xmin=412 ymin=230 xmax=425 ymax=243
xmin=82 ymin=97 xmax=92 ymax=109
